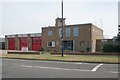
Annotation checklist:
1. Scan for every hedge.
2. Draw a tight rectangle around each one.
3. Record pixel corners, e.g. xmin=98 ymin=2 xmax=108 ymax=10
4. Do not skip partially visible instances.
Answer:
xmin=102 ymin=44 xmax=120 ymax=52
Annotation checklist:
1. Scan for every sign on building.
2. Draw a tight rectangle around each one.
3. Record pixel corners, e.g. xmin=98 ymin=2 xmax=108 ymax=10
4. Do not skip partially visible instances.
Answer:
xmin=21 ymin=47 xmax=28 ymax=52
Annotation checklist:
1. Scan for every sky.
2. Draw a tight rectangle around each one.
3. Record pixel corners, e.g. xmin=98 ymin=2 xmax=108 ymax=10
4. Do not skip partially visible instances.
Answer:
xmin=118 ymin=2 xmax=120 ymax=25
xmin=0 ymin=0 xmax=119 ymax=38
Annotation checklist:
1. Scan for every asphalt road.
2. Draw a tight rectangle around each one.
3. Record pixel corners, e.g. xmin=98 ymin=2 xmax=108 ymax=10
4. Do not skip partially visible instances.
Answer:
xmin=1 ymin=58 xmax=119 ymax=78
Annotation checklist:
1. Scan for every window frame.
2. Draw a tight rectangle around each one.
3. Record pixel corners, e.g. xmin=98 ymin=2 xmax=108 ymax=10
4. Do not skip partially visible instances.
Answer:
xmin=48 ymin=31 xmax=52 ymax=36
xmin=74 ymin=27 xmax=79 ymax=36
xmin=66 ymin=28 xmax=70 ymax=36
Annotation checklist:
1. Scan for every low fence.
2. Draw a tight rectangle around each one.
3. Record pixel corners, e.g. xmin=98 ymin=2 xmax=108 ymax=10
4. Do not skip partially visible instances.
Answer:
xmin=51 ymin=52 xmax=120 ymax=55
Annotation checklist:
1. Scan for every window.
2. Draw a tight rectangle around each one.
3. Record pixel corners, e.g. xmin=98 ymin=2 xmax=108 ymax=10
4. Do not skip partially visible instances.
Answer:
xmin=66 ymin=28 xmax=70 ymax=36
xmin=48 ymin=31 xmax=52 ymax=36
xmin=47 ymin=41 xmax=55 ymax=47
xmin=74 ymin=27 xmax=78 ymax=36
xmin=47 ymin=42 xmax=52 ymax=47
xmin=59 ymin=28 xmax=62 ymax=37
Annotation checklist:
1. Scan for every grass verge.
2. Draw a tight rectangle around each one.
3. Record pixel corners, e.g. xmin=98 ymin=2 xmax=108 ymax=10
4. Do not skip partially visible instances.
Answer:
xmin=0 ymin=53 xmax=119 ymax=63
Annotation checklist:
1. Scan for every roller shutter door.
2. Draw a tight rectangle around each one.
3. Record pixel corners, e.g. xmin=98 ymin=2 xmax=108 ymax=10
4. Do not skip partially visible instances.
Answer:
xmin=19 ymin=37 xmax=27 ymax=50
xmin=32 ymin=37 xmax=41 ymax=50
xmin=8 ymin=38 xmax=15 ymax=50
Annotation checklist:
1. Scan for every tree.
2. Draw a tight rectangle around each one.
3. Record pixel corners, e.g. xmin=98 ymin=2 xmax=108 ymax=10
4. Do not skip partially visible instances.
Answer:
xmin=117 ymin=34 xmax=120 ymax=44
xmin=113 ymin=34 xmax=120 ymax=46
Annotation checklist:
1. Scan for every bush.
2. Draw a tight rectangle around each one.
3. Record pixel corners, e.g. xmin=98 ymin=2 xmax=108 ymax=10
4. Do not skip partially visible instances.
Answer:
xmin=38 ymin=47 xmax=44 ymax=54
xmin=102 ymin=44 xmax=114 ymax=52
xmin=114 ymin=45 xmax=120 ymax=52
xmin=86 ymin=47 xmax=90 ymax=52
xmin=39 ymin=47 xmax=44 ymax=51
xmin=64 ymin=49 xmax=72 ymax=52
xmin=102 ymin=44 xmax=120 ymax=52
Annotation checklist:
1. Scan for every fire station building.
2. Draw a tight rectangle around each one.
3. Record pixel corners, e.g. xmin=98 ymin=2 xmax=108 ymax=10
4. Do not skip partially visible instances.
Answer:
xmin=5 ymin=18 xmax=103 ymax=52
xmin=5 ymin=33 xmax=42 ymax=51
xmin=42 ymin=18 xmax=103 ymax=52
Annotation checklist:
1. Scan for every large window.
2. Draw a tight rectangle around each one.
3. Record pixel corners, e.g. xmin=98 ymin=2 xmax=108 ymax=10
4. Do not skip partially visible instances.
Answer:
xmin=74 ymin=27 xmax=78 ymax=36
xmin=66 ymin=28 xmax=70 ymax=36
xmin=48 ymin=31 xmax=52 ymax=36
xmin=47 ymin=41 xmax=55 ymax=47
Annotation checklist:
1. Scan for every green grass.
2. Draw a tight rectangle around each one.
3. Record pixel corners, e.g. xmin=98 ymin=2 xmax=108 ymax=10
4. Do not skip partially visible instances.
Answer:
xmin=1 ymin=53 xmax=119 ymax=63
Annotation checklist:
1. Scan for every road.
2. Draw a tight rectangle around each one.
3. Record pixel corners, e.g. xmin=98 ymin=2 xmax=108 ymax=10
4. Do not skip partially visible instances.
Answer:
xmin=2 ymin=58 xmax=119 ymax=78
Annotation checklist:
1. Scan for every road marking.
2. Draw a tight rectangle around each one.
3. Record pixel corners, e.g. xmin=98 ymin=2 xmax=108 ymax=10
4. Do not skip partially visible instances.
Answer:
xmin=104 ymin=71 xmax=119 ymax=74
xmin=74 ymin=63 xmax=89 ymax=64
xmin=74 ymin=63 xmax=83 ymax=64
xmin=34 ymin=66 xmax=72 ymax=71
xmin=91 ymin=63 xmax=103 ymax=72
xmin=21 ymin=65 xmax=91 ymax=72
xmin=21 ymin=65 xmax=32 ymax=68
xmin=110 ymin=71 xmax=119 ymax=74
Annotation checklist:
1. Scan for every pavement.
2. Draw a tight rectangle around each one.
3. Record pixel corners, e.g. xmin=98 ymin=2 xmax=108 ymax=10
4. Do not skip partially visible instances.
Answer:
xmin=1 ymin=58 xmax=119 ymax=78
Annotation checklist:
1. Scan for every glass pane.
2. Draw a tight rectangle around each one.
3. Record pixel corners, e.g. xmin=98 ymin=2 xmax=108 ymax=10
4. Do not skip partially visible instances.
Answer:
xmin=66 ymin=28 xmax=70 ymax=36
xmin=74 ymin=27 xmax=78 ymax=36
xmin=48 ymin=31 xmax=52 ymax=36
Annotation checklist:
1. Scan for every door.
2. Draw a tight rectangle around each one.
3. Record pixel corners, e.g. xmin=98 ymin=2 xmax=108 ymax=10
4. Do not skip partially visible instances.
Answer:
xmin=63 ymin=40 xmax=73 ymax=51
xmin=19 ymin=37 xmax=27 ymax=50
xmin=32 ymin=37 xmax=41 ymax=50
xmin=8 ymin=38 xmax=15 ymax=50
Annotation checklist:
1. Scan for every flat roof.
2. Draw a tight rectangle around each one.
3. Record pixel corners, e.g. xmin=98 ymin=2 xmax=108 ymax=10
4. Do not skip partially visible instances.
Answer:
xmin=42 ymin=23 xmax=103 ymax=31
xmin=42 ymin=23 xmax=92 ymax=28
xmin=5 ymin=33 xmax=41 ymax=36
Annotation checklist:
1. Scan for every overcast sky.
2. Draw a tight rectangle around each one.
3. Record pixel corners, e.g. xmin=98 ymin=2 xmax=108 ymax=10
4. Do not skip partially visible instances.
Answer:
xmin=0 ymin=0 xmax=119 ymax=38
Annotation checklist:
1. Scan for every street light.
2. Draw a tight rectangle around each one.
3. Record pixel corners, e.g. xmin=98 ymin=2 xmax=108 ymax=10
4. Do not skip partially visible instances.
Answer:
xmin=61 ymin=0 xmax=64 ymax=57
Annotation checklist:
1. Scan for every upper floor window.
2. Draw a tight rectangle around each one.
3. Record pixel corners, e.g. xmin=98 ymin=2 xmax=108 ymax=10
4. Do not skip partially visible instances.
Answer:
xmin=74 ymin=27 xmax=78 ymax=36
xmin=66 ymin=28 xmax=70 ymax=36
xmin=48 ymin=31 xmax=52 ymax=36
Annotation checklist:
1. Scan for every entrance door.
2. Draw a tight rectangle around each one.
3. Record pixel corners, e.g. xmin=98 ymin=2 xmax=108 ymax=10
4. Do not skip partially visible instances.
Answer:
xmin=63 ymin=40 xmax=73 ymax=51
xmin=19 ymin=37 xmax=27 ymax=50
xmin=8 ymin=38 xmax=15 ymax=50
xmin=32 ymin=37 xmax=41 ymax=50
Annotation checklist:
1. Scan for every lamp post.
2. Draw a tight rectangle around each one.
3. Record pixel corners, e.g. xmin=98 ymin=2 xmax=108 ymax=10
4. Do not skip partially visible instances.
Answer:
xmin=61 ymin=0 xmax=64 ymax=57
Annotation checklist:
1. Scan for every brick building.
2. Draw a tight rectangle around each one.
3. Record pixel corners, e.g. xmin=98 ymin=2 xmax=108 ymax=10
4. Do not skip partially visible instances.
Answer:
xmin=42 ymin=18 xmax=103 ymax=52
xmin=5 ymin=33 xmax=42 ymax=51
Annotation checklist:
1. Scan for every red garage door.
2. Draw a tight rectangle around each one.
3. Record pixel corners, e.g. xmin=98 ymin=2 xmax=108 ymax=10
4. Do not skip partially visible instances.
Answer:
xmin=32 ymin=37 xmax=41 ymax=50
xmin=19 ymin=37 xmax=27 ymax=50
xmin=8 ymin=38 xmax=15 ymax=50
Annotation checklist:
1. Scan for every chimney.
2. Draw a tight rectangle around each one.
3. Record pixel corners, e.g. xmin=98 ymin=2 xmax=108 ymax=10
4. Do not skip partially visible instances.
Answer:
xmin=55 ymin=18 xmax=66 ymax=27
